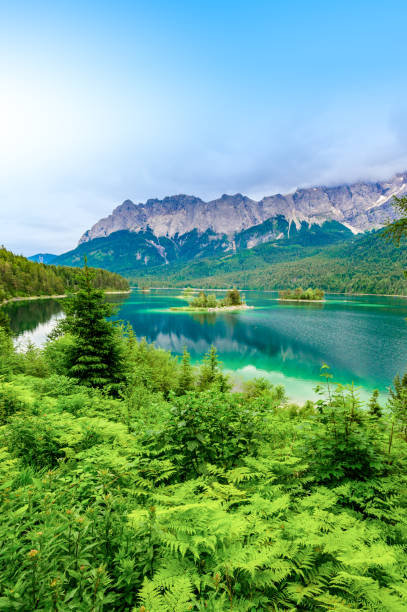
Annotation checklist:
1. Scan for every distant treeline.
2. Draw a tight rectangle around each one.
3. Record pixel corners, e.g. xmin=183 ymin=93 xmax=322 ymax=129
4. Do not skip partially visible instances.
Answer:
xmin=132 ymin=230 xmax=407 ymax=295
xmin=0 ymin=247 xmax=129 ymax=302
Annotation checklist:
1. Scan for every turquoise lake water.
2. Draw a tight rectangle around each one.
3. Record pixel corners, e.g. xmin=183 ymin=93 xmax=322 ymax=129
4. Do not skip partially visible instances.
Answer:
xmin=6 ymin=289 xmax=407 ymax=402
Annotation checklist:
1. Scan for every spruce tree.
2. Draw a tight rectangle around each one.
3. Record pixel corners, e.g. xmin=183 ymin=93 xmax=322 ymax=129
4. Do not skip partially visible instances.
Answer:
xmin=225 ymin=288 xmax=242 ymax=306
xmin=198 ymin=345 xmax=230 ymax=391
xmin=389 ymin=373 xmax=407 ymax=441
xmin=177 ymin=347 xmax=194 ymax=395
xmin=368 ymin=389 xmax=382 ymax=418
xmin=62 ymin=261 xmax=124 ymax=391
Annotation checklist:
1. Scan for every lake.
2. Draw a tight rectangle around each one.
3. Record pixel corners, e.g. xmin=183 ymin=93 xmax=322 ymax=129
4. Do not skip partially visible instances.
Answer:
xmin=6 ymin=289 xmax=407 ymax=402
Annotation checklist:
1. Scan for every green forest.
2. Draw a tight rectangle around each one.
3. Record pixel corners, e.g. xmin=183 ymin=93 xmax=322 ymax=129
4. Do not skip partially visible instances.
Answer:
xmin=1 ymin=259 xmax=407 ymax=610
xmin=0 ymin=247 xmax=129 ymax=303
xmin=133 ymin=229 xmax=407 ymax=295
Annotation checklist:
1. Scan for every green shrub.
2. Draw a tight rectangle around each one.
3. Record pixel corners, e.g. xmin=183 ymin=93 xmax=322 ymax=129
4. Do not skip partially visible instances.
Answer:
xmin=43 ymin=334 xmax=75 ymax=375
xmin=0 ymin=382 xmax=25 ymax=424
xmin=16 ymin=341 xmax=50 ymax=378
xmin=301 ymin=382 xmax=388 ymax=482
xmin=34 ymin=374 xmax=86 ymax=397
xmin=0 ymin=327 xmax=15 ymax=378
xmin=7 ymin=414 xmax=66 ymax=469
xmin=154 ymin=388 xmax=271 ymax=478
xmin=55 ymin=392 xmax=91 ymax=415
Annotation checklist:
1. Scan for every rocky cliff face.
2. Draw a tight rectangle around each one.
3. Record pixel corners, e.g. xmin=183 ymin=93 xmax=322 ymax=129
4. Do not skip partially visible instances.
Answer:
xmin=79 ymin=171 xmax=407 ymax=245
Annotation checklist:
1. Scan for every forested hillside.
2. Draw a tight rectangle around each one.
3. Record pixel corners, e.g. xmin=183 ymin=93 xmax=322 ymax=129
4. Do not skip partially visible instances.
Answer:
xmin=134 ymin=229 xmax=407 ymax=295
xmin=0 ymin=247 xmax=129 ymax=303
xmin=54 ymin=220 xmax=353 ymax=274
xmin=0 ymin=273 xmax=407 ymax=609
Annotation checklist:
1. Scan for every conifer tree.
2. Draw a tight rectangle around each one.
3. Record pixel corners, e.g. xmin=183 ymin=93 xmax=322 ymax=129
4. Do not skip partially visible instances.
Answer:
xmin=383 ymin=195 xmax=407 ymax=244
xmin=225 ymin=288 xmax=242 ymax=305
xmin=198 ymin=345 xmax=230 ymax=391
xmin=368 ymin=389 xmax=382 ymax=418
xmin=176 ymin=347 xmax=194 ymax=395
xmin=389 ymin=373 xmax=407 ymax=441
xmin=62 ymin=260 xmax=125 ymax=391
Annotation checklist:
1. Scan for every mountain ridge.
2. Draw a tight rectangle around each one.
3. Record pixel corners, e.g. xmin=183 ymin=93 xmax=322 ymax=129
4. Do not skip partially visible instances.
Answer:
xmin=78 ymin=171 xmax=407 ymax=246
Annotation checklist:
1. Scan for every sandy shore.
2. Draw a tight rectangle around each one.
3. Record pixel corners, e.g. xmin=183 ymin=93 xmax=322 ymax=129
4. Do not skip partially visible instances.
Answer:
xmin=206 ymin=304 xmax=254 ymax=312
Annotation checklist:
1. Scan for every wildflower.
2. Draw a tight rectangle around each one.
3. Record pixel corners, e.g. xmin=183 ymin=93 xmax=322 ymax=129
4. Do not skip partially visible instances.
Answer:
xmin=50 ymin=579 xmax=58 ymax=587
xmin=28 ymin=549 xmax=39 ymax=558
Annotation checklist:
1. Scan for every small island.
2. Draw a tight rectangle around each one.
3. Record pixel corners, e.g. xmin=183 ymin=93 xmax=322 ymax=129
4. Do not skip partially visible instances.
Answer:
xmin=171 ymin=288 xmax=253 ymax=312
xmin=279 ymin=287 xmax=325 ymax=302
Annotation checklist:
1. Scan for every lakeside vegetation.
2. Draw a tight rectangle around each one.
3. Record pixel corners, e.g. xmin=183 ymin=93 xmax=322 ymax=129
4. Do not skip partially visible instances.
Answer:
xmin=0 ymin=247 xmax=129 ymax=303
xmin=172 ymin=288 xmax=250 ymax=312
xmin=279 ymin=287 xmax=325 ymax=301
xmin=1 ymin=200 xmax=407 ymax=609
xmin=1 ymin=264 xmax=407 ymax=609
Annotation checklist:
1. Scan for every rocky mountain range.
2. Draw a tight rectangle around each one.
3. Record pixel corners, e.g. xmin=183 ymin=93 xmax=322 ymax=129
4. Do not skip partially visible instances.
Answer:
xmin=79 ymin=171 xmax=407 ymax=245
xmin=54 ymin=171 xmax=407 ymax=274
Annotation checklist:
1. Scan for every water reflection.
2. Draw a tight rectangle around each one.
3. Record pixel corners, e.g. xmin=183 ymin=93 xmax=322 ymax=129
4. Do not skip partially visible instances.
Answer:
xmin=114 ymin=291 xmax=407 ymax=393
xmin=4 ymin=299 xmax=63 ymax=336
xmin=6 ymin=289 xmax=407 ymax=400
xmin=14 ymin=314 xmax=64 ymax=350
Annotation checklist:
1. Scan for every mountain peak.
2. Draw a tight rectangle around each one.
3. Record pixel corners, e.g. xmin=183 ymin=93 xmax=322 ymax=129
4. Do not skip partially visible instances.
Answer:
xmin=78 ymin=170 xmax=406 ymax=246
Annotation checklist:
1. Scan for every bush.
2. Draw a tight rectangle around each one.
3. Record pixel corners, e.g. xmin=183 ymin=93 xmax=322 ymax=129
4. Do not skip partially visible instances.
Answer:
xmin=0 ymin=327 xmax=15 ymax=378
xmin=15 ymin=341 xmax=49 ymax=378
xmin=7 ymin=414 xmax=66 ymax=469
xmin=43 ymin=334 xmax=75 ymax=375
xmin=55 ymin=392 xmax=91 ymax=415
xmin=301 ymin=383 xmax=387 ymax=482
xmin=126 ymin=337 xmax=179 ymax=397
xmin=0 ymin=382 xmax=26 ymax=424
xmin=155 ymin=389 xmax=271 ymax=478
xmin=33 ymin=374 xmax=86 ymax=397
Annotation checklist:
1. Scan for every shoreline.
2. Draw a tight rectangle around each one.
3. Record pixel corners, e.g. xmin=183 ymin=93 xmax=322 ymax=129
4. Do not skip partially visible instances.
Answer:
xmin=133 ymin=286 xmax=407 ymax=299
xmin=170 ymin=304 xmax=254 ymax=313
xmin=278 ymin=298 xmax=325 ymax=303
xmin=1 ymin=290 xmax=131 ymax=306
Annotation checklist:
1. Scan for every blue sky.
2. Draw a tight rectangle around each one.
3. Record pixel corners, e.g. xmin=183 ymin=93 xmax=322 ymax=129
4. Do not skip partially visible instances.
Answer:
xmin=1 ymin=0 xmax=407 ymax=254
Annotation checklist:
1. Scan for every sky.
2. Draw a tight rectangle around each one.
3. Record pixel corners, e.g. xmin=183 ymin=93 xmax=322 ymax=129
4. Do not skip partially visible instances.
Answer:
xmin=1 ymin=0 xmax=407 ymax=255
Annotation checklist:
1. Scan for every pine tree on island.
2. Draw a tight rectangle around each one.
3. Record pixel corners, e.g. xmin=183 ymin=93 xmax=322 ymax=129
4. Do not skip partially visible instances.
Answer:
xmin=187 ymin=288 xmax=245 ymax=310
